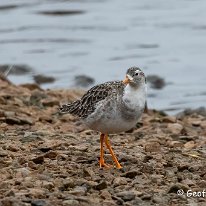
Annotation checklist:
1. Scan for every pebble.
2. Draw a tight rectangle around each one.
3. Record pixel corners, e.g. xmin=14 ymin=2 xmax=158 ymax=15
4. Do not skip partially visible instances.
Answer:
xmin=144 ymin=141 xmax=161 ymax=152
xmin=167 ymin=123 xmax=183 ymax=135
xmin=184 ymin=141 xmax=195 ymax=149
xmin=63 ymin=200 xmax=79 ymax=206
xmin=31 ymin=199 xmax=47 ymax=206
xmin=74 ymin=75 xmax=95 ymax=87
xmin=94 ymin=181 xmax=107 ymax=190
xmin=32 ymin=156 xmax=44 ymax=164
xmin=44 ymin=151 xmax=58 ymax=159
xmin=168 ymin=183 xmax=189 ymax=193
xmin=122 ymin=171 xmax=138 ymax=179
xmin=113 ymin=177 xmax=128 ymax=187
xmin=162 ymin=116 xmax=176 ymax=123
xmin=116 ymin=191 xmax=135 ymax=201
xmin=100 ymin=190 xmax=112 ymax=200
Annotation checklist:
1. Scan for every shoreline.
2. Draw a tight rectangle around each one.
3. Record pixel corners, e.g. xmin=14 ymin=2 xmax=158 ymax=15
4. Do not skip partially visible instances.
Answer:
xmin=0 ymin=77 xmax=206 ymax=205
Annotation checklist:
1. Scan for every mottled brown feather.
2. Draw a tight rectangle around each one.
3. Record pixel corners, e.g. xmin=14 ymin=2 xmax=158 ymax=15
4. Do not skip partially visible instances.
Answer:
xmin=59 ymin=81 xmax=124 ymax=118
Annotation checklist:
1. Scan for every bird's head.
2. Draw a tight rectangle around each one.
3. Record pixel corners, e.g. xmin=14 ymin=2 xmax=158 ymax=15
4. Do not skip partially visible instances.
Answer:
xmin=123 ymin=67 xmax=146 ymax=87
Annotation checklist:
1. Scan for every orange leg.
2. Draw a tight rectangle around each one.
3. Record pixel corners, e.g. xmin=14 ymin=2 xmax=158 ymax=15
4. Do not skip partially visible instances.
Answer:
xmin=99 ymin=133 xmax=112 ymax=168
xmin=104 ymin=134 xmax=122 ymax=169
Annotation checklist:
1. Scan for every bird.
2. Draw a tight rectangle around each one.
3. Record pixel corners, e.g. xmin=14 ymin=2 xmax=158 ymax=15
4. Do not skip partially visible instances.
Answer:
xmin=59 ymin=67 xmax=147 ymax=169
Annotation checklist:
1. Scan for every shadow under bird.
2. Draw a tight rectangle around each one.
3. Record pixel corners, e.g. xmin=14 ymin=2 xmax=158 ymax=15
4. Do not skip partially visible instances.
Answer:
xmin=59 ymin=66 xmax=147 ymax=169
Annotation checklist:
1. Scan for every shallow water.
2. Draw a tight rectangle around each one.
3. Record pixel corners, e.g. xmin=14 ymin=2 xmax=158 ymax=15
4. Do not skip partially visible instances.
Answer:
xmin=0 ymin=0 xmax=206 ymax=113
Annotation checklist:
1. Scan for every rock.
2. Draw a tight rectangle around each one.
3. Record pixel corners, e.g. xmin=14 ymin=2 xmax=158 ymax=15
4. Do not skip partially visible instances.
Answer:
xmin=122 ymin=171 xmax=138 ymax=179
xmin=29 ymin=188 xmax=46 ymax=198
xmin=31 ymin=199 xmax=47 ymax=206
xmin=162 ymin=116 xmax=176 ymax=123
xmin=177 ymin=107 xmax=206 ymax=118
xmin=16 ymin=168 xmax=31 ymax=178
xmin=100 ymin=190 xmax=112 ymax=200
xmin=7 ymin=145 xmax=19 ymax=152
xmin=38 ymin=10 xmax=85 ymax=16
xmin=83 ymin=167 xmax=95 ymax=177
xmin=33 ymin=74 xmax=55 ymax=85
xmin=94 ymin=181 xmax=107 ymax=190
xmin=169 ymin=141 xmax=183 ymax=148
xmin=4 ymin=111 xmax=15 ymax=117
xmin=32 ymin=156 xmax=44 ymax=164
xmin=42 ymin=181 xmax=54 ymax=191
xmin=144 ymin=142 xmax=161 ymax=152
xmin=113 ymin=177 xmax=128 ymax=187
xmin=20 ymin=133 xmax=43 ymax=143
xmin=20 ymin=83 xmax=43 ymax=91
xmin=116 ymin=191 xmax=135 ymax=201
xmin=0 ymin=64 xmax=32 ymax=75
xmin=5 ymin=117 xmax=21 ymax=125
xmin=1 ymin=197 xmax=25 ymax=206
xmin=141 ymin=194 xmax=152 ymax=200
xmin=5 ymin=190 xmax=15 ymax=197
xmin=42 ymin=99 xmax=59 ymax=107
xmin=147 ymin=75 xmax=166 ymax=89
xmin=74 ymin=75 xmax=95 ymax=87
xmin=192 ymin=120 xmax=201 ymax=127
xmin=69 ymin=186 xmax=87 ymax=196
xmin=63 ymin=200 xmax=79 ymax=206
xmin=184 ymin=141 xmax=195 ymax=149
xmin=167 ymin=123 xmax=183 ymax=135
xmin=18 ymin=116 xmax=33 ymax=125
xmin=102 ymin=200 xmax=116 ymax=206
xmin=44 ymin=151 xmax=58 ymax=159
xmin=168 ymin=183 xmax=189 ymax=193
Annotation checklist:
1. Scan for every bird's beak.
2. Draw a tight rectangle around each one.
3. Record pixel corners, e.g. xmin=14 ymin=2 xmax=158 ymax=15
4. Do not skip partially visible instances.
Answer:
xmin=123 ymin=76 xmax=130 ymax=84
xmin=123 ymin=75 xmax=132 ymax=84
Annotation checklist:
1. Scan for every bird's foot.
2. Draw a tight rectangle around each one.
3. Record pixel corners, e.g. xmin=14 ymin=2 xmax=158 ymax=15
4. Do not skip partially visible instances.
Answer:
xmin=99 ymin=160 xmax=113 ymax=169
xmin=115 ymin=163 xmax=123 ymax=169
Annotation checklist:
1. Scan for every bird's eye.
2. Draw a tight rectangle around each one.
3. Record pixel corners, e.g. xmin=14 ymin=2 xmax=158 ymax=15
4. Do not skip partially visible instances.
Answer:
xmin=135 ymin=72 xmax=139 ymax=76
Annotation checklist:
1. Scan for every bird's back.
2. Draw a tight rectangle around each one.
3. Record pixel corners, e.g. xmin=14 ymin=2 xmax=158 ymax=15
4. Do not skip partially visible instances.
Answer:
xmin=59 ymin=81 xmax=125 ymax=119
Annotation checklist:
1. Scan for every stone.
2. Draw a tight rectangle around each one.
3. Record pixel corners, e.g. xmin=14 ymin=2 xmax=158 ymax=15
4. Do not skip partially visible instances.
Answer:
xmin=74 ymin=75 xmax=95 ymax=87
xmin=162 ymin=116 xmax=176 ymax=123
xmin=113 ymin=177 xmax=128 ymax=187
xmin=16 ymin=168 xmax=31 ymax=178
xmin=94 ymin=181 xmax=107 ymax=190
xmin=5 ymin=117 xmax=21 ymax=125
xmin=147 ymin=75 xmax=166 ymax=89
xmin=122 ymin=171 xmax=138 ymax=179
xmin=31 ymin=199 xmax=47 ymax=206
xmin=63 ymin=200 xmax=79 ymax=206
xmin=18 ymin=116 xmax=33 ymax=125
xmin=144 ymin=142 xmax=161 ymax=152
xmin=33 ymin=74 xmax=55 ymax=85
xmin=42 ymin=99 xmax=59 ymax=107
xmin=169 ymin=141 xmax=183 ymax=148
xmin=32 ymin=156 xmax=44 ymax=164
xmin=116 ymin=191 xmax=135 ymax=201
xmin=83 ymin=167 xmax=95 ymax=178
xmin=168 ymin=183 xmax=189 ymax=193
xmin=100 ymin=190 xmax=112 ymax=200
xmin=184 ymin=141 xmax=195 ymax=149
xmin=44 ymin=151 xmax=58 ymax=159
xmin=42 ymin=181 xmax=54 ymax=191
xmin=69 ymin=186 xmax=87 ymax=196
xmin=167 ymin=123 xmax=183 ymax=135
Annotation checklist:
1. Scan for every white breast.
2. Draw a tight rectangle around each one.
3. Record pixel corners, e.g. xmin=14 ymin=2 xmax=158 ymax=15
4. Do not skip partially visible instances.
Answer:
xmin=122 ymin=83 xmax=147 ymax=110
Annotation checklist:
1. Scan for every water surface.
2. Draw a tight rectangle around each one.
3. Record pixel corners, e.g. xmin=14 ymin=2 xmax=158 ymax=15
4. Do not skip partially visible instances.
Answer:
xmin=0 ymin=0 xmax=206 ymax=113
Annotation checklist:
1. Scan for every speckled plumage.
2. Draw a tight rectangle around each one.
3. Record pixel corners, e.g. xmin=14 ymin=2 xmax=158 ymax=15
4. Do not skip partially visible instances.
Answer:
xmin=60 ymin=67 xmax=147 ymax=134
xmin=59 ymin=81 xmax=124 ymax=119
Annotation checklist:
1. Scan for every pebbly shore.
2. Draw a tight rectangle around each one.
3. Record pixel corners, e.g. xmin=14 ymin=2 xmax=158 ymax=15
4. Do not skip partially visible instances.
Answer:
xmin=0 ymin=77 xmax=205 ymax=206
